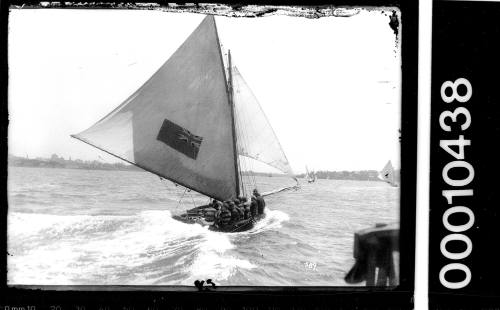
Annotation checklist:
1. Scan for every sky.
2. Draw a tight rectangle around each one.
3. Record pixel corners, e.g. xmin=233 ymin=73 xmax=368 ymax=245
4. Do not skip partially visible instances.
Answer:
xmin=8 ymin=8 xmax=401 ymax=173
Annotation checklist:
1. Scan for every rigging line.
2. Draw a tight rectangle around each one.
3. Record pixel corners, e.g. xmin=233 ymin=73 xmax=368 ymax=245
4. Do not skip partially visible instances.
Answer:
xmin=240 ymin=158 xmax=249 ymax=197
xmin=241 ymin=122 xmax=257 ymax=189
xmin=233 ymin=101 xmax=247 ymax=195
xmin=177 ymin=188 xmax=188 ymax=210
xmin=235 ymin=103 xmax=256 ymax=191
xmin=234 ymin=69 xmax=268 ymax=180
xmin=239 ymin=138 xmax=251 ymax=195
xmin=235 ymin=107 xmax=248 ymax=196
xmin=242 ymin=157 xmax=252 ymax=197
xmin=234 ymin=71 xmax=262 ymax=191
xmin=246 ymin=158 xmax=256 ymax=191
xmin=236 ymin=110 xmax=255 ymax=194
xmin=238 ymin=154 xmax=245 ymax=197
xmin=160 ymin=177 xmax=187 ymax=211
xmin=189 ymin=190 xmax=197 ymax=208
xmin=239 ymin=158 xmax=246 ymax=197
xmin=239 ymin=157 xmax=245 ymax=196
xmin=247 ymin=158 xmax=257 ymax=190
xmin=226 ymin=50 xmax=240 ymax=198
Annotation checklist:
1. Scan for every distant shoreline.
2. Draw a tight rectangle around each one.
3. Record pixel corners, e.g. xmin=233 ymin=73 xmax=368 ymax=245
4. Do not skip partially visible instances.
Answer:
xmin=9 ymin=164 xmax=145 ymax=173
xmin=8 ymin=154 xmax=142 ymax=172
xmin=8 ymin=154 xmax=398 ymax=182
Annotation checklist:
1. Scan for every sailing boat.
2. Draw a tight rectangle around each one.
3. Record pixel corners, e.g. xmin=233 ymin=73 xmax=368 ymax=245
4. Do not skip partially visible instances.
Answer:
xmin=305 ymin=166 xmax=316 ymax=183
xmin=71 ymin=15 xmax=296 ymax=233
xmin=378 ymin=160 xmax=398 ymax=187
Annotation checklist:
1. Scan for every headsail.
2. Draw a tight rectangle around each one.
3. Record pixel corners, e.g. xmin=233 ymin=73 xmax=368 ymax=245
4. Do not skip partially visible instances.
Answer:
xmin=71 ymin=16 xmax=238 ymax=201
xmin=231 ymin=66 xmax=294 ymax=176
xmin=379 ymin=160 xmax=397 ymax=187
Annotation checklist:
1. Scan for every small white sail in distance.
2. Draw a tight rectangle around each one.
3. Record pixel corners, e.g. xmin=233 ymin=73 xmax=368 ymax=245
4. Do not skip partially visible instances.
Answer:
xmin=304 ymin=166 xmax=310 ymax=179
xmin=303 ymin=165 xmax=316 ymax=183
xmin=379 ymin=160 xmax=397 ymax=187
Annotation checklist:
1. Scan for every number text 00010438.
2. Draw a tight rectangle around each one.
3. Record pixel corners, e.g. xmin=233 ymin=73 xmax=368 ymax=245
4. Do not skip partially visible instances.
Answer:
xmin=438 ymin=78 xmax=475 ymax=290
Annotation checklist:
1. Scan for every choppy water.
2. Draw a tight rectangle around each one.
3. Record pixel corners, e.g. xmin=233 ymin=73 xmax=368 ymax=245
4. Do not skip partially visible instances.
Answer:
xmin=7 ymin=166 xmax=399 ymax=286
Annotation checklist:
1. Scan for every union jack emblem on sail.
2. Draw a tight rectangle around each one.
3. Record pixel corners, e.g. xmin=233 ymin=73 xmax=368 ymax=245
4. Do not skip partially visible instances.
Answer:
xmin=177 ymin=128 xmax=202 ymax=150
xmin=156 ymin=119 xmax=204 ymax=160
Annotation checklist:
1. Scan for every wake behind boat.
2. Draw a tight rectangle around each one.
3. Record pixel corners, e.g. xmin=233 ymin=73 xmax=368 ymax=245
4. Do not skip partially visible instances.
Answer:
xmin=71 ymin=15 xmax=298 ymax=233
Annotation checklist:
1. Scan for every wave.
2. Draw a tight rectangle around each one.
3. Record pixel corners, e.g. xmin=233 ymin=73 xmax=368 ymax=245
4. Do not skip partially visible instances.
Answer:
xmin=242 ymin=208 xmax=290 ymax=235
xmin=7 ymin=210 xmax=262 ymax=285
xmin=180 ymin=208 xmax=291 ymax=285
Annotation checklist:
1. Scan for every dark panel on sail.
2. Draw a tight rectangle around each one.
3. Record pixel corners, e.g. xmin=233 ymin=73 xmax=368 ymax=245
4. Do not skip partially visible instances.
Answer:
xmin=156 ymin=119 xmax=203 ymax=160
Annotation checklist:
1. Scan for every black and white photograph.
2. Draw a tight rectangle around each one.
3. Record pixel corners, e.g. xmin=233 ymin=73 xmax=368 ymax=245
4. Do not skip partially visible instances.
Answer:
xmin=7 ymin=5 xmax=406 ymax=288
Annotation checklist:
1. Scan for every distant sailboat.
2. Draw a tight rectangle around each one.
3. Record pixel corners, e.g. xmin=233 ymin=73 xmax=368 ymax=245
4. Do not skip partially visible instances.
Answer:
xmin=72 ymin=15 xmax=297 ymax=232
xmin=305 ymin=166 xmax=316 ymax=183
xmin=378 ymin=160 xmax=398 ymax=187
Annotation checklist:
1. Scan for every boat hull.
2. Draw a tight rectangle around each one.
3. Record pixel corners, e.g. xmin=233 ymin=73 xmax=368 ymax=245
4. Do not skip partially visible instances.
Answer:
xmin=172 ymin=211 xmax=265 ymax=233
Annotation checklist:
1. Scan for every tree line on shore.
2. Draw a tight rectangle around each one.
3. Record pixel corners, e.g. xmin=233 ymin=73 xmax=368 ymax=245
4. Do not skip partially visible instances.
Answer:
xmin=297 ymin=170 xmax=394 ymax=181
xmin=8 ymin=153 xmax=141 ymax=171
xmin=9 ymin=154 xmax=398 ymax=181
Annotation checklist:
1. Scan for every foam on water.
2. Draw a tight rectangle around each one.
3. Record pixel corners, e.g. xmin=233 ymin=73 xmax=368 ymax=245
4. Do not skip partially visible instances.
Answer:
xmin=244 ymin=208 xmax=290 ymax=235
xmin=181 ymin=209 xmax=290 ymax=284
xmin=183 ymin=230 xmax=254 ymax=285
xmin=8 ymin=167 xmax=400 ymax=286
xmin=7 ymin=210 xmax=263 ymax=285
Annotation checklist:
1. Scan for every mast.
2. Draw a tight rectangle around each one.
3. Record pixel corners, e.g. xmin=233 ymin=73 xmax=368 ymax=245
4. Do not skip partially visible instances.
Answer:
xmin=227 ymin=50 xmax=241 ymax=198
xmin=212 ymin=15 xmax=240 ymax=198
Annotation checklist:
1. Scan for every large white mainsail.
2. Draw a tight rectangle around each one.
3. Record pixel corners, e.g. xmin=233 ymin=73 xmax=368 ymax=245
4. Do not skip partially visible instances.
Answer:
xmin=72 ymin=16 xmax=238 ymax=201
xmin=73 ymin=15 xmax=296 ymax=203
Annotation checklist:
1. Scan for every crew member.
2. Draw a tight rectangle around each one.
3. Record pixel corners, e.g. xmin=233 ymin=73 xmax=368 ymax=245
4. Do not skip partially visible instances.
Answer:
xmin=234 ymin=199 xmax=245 ymax=220
xmin=229 ymin=201 xmax=240 ymax=223
xmin=253 ymin=189 xmax=266 ymax=215
xmin=250 ymin=196 xmax=258 ymax=217
xmin=240 ymin=197 xmax=250 ymax=219
xmin=219 ymin=201 xmax=232 ymax=227
xmin=213 ymin=201 xmax=222 ymax=226
xmin=203 ymin=205 xmax=217 ymax=222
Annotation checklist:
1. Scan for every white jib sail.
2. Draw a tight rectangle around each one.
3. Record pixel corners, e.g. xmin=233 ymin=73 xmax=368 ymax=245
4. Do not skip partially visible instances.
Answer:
xmin=231 ymin=66 xmax=294 ymax=176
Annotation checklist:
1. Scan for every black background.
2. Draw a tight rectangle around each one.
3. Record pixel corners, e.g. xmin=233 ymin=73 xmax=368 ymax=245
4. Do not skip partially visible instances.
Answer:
xmin=430 ymin=1 xmax=500 ymax=308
